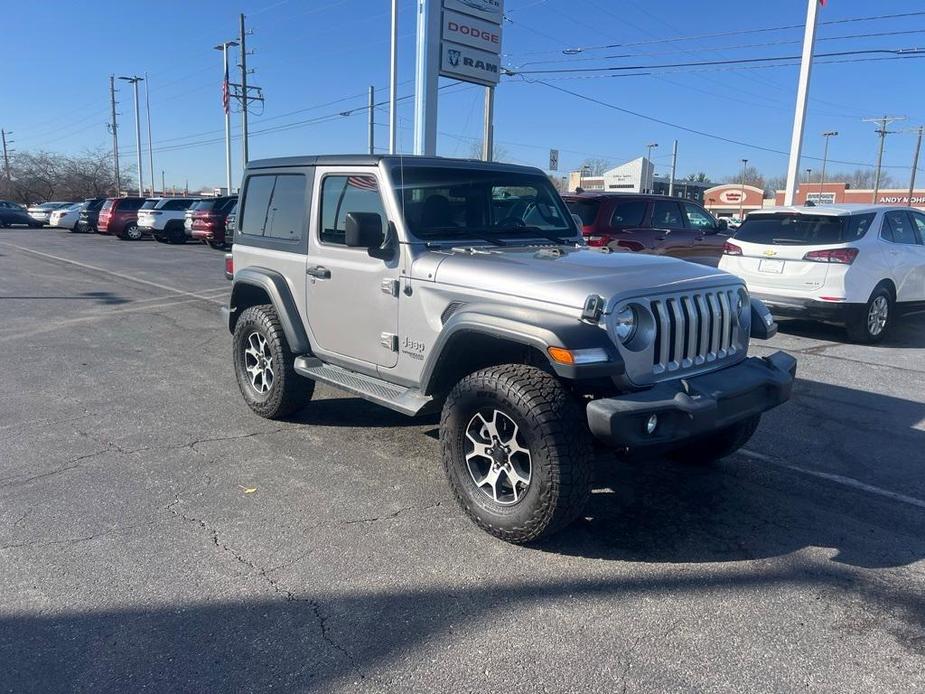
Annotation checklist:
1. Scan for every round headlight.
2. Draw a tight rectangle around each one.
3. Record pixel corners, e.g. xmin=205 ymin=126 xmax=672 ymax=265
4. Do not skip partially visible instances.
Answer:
xmin=613 ymin=305 xmax=637 ymax=344
xmin=737 ymin=288 xmax=749 ymax=316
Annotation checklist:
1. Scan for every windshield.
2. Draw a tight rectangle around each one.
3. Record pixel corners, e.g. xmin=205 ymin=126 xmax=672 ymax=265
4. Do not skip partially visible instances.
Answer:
xmin=390 ymin=166 xmax=576 ymax=242
xmin=734 ymin=213 xmax=875 ymax=245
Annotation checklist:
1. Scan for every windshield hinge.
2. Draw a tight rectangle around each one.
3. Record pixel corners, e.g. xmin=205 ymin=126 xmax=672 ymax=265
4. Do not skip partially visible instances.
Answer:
xmin=380 ymin=278 xmax=399 ymax=297
xmin=581 ymin=294 xmax=605 ymax=323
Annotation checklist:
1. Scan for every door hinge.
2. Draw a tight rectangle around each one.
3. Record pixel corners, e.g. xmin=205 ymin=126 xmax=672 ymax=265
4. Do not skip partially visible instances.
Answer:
xmin=380 ymin=332 xmax=399 ymax=351
xmin=380 ymin=278 xmax=400 ymax=297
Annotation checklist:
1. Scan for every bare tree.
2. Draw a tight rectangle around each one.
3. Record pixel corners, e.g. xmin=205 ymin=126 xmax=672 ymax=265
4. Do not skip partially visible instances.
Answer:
xmin=685 ymin=171 xmax=711 ymax=184
xmin=723 ymin=165 xmax=765 ymax=189
xmin=467 ymin=141 xmax=510 ymax=163
xmin=580 ymin=158 xmax=610 ymax=176
xmin=0 ymin=148 xmax=130 ymax=204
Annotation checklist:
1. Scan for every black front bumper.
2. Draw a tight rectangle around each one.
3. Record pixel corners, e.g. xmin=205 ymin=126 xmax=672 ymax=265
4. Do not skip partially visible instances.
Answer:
xmin=586 ymin=352 xmax=796 ymax=448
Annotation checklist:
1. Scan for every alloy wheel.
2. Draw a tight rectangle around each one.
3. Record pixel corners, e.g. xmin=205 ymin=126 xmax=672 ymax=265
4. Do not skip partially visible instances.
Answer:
xmin=125 ymin=225 xmax=142 ymax=240
xmin=867 ymin=296 xmax=889 ymax=336
xmin=243 ymin=331 xmax=274 ymax=394
xmin=465 ymin=408 xmax=532 ymax=505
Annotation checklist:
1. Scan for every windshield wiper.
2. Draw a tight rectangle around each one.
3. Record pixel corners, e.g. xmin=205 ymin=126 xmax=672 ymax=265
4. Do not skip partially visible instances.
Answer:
xmin=418 ymin=226 xmax=508 ymax=246
xmin=497 ymin=225 xmax=571 ymax=245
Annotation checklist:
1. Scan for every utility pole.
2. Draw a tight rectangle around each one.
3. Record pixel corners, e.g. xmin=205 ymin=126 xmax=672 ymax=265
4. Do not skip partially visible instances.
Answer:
xmin=481 ymin=87 xmax=494 ymax=161
xmin=784 ymin=0 xmax=820 ymax=206
xmin=739 ymin=158 xmax=748 ymax=218
xmin=389 ymin=0 xmax=398 ymax=154
xmin=864 ymin=115 xmax=906 ymax=203
xmin=645 ymin=143 xmax=658 ymax=193
xmin=119 ymin=75 xmax=144 ymax=196
xmin=215 ymin=40 xmax=239 ymax=194
xmin=904 ymin=126 xmax=923 ymax=207
xmin=819 ymin=130 xmax=838 ymax=198
xmin=1 ymin=129 xmax=12 ymax=182
xmin=368 ymin=86 xmax=375 ymax=155
xmin=234 ymin=14 xmax=263 ymax=169
xmin=161 ymin=170 xmax=165 ymax=196
xmin=668 ymin=139 xmax=678 ymax=197
xmin=144 ymin=72 xmax=155 ymax=195
xmin=109 ymin=75 xmax=121 ymax=194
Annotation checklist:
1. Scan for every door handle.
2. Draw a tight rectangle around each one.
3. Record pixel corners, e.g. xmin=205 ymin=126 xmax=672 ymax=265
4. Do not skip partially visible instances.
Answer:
xmin=306 ymin=265 xmax=331 ymax=279
xmin=654 ymin=228 xmax=671 ymax=241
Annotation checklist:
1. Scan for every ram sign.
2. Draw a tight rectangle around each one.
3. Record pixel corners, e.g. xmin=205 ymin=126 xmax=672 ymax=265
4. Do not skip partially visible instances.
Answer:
xmin=440 ymin=0 xmax=503 ymax=87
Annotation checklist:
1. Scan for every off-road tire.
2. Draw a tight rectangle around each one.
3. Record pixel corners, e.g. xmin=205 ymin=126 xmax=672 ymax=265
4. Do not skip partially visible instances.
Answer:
xmin=845 ymin=286 xmax=892 ymax=344
xmin=673 ymin=414 xmax=761 ymax=464
xmin=233 ymin=304 xmax=313 ymax=419
xmin=441 ymin=363 xmax=593 ymax=544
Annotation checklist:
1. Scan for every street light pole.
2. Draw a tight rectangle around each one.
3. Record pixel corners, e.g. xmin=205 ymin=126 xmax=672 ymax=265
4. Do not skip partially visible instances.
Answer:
xmin=645 ymin=143 xmax=658 ymax=192
xmin=119 ymin=75 xmax=144 ymax=195
xmin=739 ymin=158 xmax=748 ymax=219
xmin=819 ymin=130 xmax=837 ymax=199
xmin=215 ymin=40 xmax=239 ymax=194
xmin=144 ymin=73 xmax=155 ymax=195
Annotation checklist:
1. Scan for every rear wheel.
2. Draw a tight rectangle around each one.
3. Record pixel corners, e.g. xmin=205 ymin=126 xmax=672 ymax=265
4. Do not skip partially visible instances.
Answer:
xmin=672 ymin=414 xmax=761 ymax=464
xmin=208 ymin=240 xmax=226 ymax=250
xmin=119 ymin=224 xmax=142 ymax=241
xmin=167 ymin=224 xmax=186 ymax=244
xmin=846 ymin=286 xmax=892 ymax=344
xmin=441 ymin=364 xmax=593 ymax=544
xmin=233 ymin=304 xmax=313 ymax=419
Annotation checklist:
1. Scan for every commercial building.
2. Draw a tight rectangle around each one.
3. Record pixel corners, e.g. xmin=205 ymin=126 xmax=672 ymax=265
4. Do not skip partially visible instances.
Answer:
xmin=772 ymin=182 xmax=925 ymax=211
xmin=567 ymin=157 xmax=710 ymax=203
xmin=702 ymin=184 xmax=767 ymax=220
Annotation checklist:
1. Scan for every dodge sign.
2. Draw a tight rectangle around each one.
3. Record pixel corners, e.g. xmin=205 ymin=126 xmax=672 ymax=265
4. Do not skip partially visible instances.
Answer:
xmin=442 ymin=9 xmax=501 ymax=53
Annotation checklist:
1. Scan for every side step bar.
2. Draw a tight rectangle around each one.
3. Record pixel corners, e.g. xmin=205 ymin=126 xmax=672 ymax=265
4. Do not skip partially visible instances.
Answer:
xmin=294 ymin=357 xmax=436 ymax=416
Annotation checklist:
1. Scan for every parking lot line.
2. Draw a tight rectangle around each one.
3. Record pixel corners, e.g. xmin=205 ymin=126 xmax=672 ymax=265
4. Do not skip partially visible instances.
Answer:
xmin=0 ymin=242 xmax=227 ymax=306
xmin=740 ymin=448 xmax=925 ymax=511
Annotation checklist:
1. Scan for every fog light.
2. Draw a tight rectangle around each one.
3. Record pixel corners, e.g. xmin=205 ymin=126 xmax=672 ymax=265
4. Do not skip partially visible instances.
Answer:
xmin=646 ymin=414 xmax=658 ymax=435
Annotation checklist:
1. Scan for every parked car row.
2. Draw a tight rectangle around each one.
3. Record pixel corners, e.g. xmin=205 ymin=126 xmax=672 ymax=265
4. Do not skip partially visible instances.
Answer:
xmin=6 ymin=195 xmax=238 ymax=250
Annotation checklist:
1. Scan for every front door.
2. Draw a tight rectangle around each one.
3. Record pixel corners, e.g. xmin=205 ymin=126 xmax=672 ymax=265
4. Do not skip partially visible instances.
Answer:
xmin=682 ymin=201 xmax=727 ymax=266
xmin=305 ymin=170 xmax=400 ymax=368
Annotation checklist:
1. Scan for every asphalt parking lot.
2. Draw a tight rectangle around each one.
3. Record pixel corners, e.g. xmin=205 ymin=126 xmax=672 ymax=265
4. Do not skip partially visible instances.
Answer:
xmin=1 ymin=228 xmax=923 ymax=693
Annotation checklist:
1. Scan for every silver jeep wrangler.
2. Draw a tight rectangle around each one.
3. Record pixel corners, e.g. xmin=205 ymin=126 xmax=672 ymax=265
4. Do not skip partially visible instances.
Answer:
xmin=223 ymin=155 xmax=795 ymax=543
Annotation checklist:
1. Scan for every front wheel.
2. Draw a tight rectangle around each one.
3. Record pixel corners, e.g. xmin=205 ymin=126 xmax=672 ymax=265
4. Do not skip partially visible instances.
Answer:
xmin=441 ymin=364 xmax=593 ymax=544
xmin=120 ymin=224 xmax=142 ymax=241
xmin=845 ymin=287 xmax=892 ymax=344
xmin=233 ymin=304 xmax=313 ymax=419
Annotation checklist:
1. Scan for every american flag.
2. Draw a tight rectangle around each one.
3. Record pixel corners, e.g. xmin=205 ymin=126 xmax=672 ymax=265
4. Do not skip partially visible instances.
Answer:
xmin=222 ymin=60 xmax=230 ymax=114
xmin=347 ymin=176 xmax=378 ymax=192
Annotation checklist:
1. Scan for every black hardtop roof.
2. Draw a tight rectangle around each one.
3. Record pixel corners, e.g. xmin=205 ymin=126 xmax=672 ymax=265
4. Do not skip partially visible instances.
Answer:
xmin=244 ymin=154 xmax=545 ymax=176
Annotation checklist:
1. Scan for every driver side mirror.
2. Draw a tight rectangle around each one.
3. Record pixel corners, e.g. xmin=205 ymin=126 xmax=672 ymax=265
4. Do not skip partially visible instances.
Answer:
xmin=715 ymin=218 xmax=728 ymax=231
xmin=345 ymin=212 xmax=392 ymax=259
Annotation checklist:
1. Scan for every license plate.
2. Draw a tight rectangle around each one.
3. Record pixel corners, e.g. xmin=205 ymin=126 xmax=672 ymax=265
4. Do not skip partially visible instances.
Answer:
xmin=758 ymin=259 xmax=784 ymax=273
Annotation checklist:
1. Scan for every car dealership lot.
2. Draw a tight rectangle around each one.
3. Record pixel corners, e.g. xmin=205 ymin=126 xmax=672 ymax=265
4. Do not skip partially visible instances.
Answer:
xmin=1 ymin=229 xmax=923 ymax=692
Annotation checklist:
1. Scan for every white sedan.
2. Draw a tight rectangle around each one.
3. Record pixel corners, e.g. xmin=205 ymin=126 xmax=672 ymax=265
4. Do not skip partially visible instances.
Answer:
xmin=48 ymin=203 xmax=84 ymax=230
xmin=720 ymin=204 xmax=925 ymax=343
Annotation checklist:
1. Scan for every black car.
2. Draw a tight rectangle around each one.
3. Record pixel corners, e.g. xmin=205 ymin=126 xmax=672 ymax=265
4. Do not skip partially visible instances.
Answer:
xmin=75 ymin=197 xmax=107 ymax=233
xmin=0 ymin=206 xmax=42 ymax=228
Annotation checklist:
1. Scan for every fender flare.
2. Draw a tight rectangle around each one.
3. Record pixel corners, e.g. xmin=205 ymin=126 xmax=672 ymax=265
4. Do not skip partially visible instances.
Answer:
xmin=227 ymin=267 xmax=310 ymax=354
xmin=419 ymin=303 xmax=623 ymax=394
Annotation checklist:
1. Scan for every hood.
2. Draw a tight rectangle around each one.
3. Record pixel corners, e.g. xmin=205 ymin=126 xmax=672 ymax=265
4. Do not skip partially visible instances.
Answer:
xmin=415 ymin=246 xmax=735 ymax=310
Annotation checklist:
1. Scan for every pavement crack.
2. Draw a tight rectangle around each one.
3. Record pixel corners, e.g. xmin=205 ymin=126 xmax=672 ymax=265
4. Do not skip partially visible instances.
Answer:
xmin=1 ymin=519 xmax=159 ymax=551
xmin=340 ymin=501 xmax=443 ymax=526
xmin=165 ymin=491 xmax=365 ymax=679
xmin=0 ymin=446 xmax=113 ymax=488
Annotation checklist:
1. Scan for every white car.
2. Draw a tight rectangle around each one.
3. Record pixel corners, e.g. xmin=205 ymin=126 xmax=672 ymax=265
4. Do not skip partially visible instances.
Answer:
xmin=137 ymin=197 xmax=201 ymax=244
xmin=48 ymin=202 xmax=84 ymax=230
xmin=720 ymin=204 xmax=925 ymax=343
xmin=27 ymin=201 xmax=72 ymax=225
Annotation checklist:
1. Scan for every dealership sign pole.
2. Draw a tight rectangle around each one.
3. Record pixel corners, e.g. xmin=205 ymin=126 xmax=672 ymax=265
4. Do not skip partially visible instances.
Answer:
xmin=414 ymin=0 xmax=503 ymax=156
xmin=784 ymin=0 xmax=821 ymax=206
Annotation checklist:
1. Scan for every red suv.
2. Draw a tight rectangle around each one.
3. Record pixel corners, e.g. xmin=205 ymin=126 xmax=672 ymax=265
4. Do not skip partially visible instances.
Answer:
xmin=97 ymin=197 xmax=148 ymax=240
xmin=563 ymin=193 xmax=729 ymax=266
xmin=190 ymin=196 xmax=237 ymax=249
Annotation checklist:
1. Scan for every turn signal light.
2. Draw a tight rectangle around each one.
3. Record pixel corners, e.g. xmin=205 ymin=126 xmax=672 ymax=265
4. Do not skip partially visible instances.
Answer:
xmin=723 ymin=241 xmax=743 ymax=256
xmin=803 ymin=247 xmax=858 ymax=264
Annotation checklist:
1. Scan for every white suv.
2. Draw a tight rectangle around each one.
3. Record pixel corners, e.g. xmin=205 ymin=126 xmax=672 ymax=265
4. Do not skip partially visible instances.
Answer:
xmin=720 ymin=204 xmax=925 ymax=342
xmin=137 ymin=197 xmax=201 ymax=244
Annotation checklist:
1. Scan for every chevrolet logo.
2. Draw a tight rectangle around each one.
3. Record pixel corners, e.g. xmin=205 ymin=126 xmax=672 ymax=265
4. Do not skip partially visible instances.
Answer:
xmin=763 ymin=249 xmax=777 ymax=257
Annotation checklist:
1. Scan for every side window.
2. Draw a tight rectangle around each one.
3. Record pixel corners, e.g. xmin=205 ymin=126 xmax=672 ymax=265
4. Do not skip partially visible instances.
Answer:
xmin=320 ymin=175 xmax=386 ymax=246
xmin=240 ymin=176 xmax=275 ymax=237
xmin=882 ymin=211 xmax=918 ymax=245
xmin=683 ymin=202 xmax=716 ymax=229
xmin=265 ymin=175 xmax=305 ymax=241
xmin=608 ymin=200 xmax=647 ymax=228
xmin=910 ymin=211 xmax=925 ymax=244
xmin=650 ymin=201 xmax=684 ymax=228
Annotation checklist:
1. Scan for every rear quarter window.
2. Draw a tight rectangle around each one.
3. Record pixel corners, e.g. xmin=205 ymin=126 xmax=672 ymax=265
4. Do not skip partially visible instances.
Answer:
xmin=564 ymin=199 xmax=600 ymax=226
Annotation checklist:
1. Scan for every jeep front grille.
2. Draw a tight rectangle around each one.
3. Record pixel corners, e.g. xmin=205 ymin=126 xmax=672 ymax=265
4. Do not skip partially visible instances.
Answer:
xmin=650 ymin=288 xmax=741 ymax=375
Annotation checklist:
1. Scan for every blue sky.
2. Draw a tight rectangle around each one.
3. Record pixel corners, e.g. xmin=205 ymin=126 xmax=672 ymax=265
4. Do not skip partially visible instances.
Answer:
xmin=3 ymin=0 xmax=924 ymax=190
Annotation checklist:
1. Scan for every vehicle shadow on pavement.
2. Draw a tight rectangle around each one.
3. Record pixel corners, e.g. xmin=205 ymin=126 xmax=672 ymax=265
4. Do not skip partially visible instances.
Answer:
xmin=0 ymin=291 xmax=129 ymax=305
xmin=536 ymin=377 xmax=925 ymax=571
xmin=2 ymin=564 xmax=923 ymax=691
xmin=286 ymin=395 xmax=440 ymax=430
xmin=777 ymin=312 xmax=925 ymax=348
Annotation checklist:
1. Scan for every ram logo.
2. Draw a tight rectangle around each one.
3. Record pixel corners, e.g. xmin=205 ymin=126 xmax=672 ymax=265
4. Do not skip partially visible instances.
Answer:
xmin=447 ymin=49 xmax=461 ymax=67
